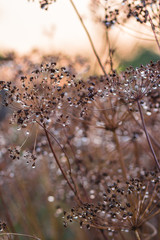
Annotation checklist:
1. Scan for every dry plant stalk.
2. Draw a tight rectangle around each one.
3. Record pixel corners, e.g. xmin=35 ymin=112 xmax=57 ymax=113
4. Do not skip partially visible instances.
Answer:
xmin=0 ymin=1 xmax=160 ymax=240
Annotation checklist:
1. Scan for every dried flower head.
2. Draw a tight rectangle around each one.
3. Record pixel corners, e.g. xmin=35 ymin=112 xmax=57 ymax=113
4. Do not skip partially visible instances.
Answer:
xmin=109 ymin=61 xmax=160 ymax=105
xmin=0 ymin=63 xmax=79 ymax=128
xmin=104 ymin=0 xmax=159 ymax=30
xmin=64 ymin=171 xmax=160 ymax=235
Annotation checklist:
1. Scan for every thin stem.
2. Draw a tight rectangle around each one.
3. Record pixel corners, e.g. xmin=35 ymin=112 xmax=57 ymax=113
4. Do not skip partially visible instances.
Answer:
xmin=144 ymin=221 xmax=157 ymax=240
xmin=144 ymin=2 xmax=160 ymax=50
xmin=141 ymin=209 xmax=160 ymax=224
xmin=133 ymin=140 xmax=140 ymax=166
xmin=100 ymin=229 xmax=108 ymax=240
xmin=0 ymin=232 xmax=40 ymax=240
xmin=42 ymin=122 xmax=83 ymax=204
xmin=63 ymin=127 xmax=90 ymax=202
xmin=129 ymin=111 xmax=160 ymax=150
xmin=0 ymin=190 xmax=19 ymax=240
xmin=119 ymin=232 xmax=127 ymax=240
xmin=137 ymin=100 xmax=160 ymax=171
xmin=69 ymin=0 xmax=107 ymax=76
xmin=106 ymin=31 xmax=114 ymax=72
xmin=159 ymin=0 xmax=160 ymax=28
xmin=148 ymin=14 xmax=160 ymax=51
xmin=139 ymin=183 xmax=158 ymax=223
xmin=135 ymin=229 xmax=141 ymax=240
xmin=36 ymin=120 xmax=82 ymax=203
xmin=113 ymin=130 xmax=127 ymax=179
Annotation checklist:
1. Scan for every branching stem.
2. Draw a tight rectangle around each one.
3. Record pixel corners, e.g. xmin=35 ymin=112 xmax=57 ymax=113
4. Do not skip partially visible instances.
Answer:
xmin=36 ymin=121 xmax=82 ymax=203
xmin=42 ymin=122 xmax=83 ymax=204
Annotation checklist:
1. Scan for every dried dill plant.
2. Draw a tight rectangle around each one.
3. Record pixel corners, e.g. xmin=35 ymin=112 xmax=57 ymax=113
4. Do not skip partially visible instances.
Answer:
xmin=1 ymin=1 xmax=160 ymax=240
xmin=103 ymin=0 xmax=160 ymax=47
xmin=104 ymin=0 xmax=159 ymax=26
xmin=108 ymin=61 xmax=160 ymax=104
xmin=1 ymin=46 xmax=160 ymax=240
xmin=64 ymin=171 xmax=160 ymax=240
xmin=111 ymin=61 xmax=160 ymax=171
xmin=0 ymin=63 xmax=86 ymax=202
xmin=1 ymin=59 xmax=160 ymax=240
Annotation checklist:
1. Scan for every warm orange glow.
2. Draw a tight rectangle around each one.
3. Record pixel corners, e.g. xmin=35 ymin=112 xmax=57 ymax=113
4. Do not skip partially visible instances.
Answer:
xmin=0 ymin=0 xmax=158 ymax=61
xmin=0 ymin=0 xmax=100 ymax=56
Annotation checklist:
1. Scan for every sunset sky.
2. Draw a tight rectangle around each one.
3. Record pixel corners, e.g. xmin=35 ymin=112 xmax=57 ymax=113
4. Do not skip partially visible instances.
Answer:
xmin=0 ymin=0 xmax=100 ymax=55
xmin=0 ymin=0 xmax=158 ymax=61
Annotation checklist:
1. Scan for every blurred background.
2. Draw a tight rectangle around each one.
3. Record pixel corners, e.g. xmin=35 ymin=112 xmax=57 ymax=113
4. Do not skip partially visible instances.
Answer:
xmin=0 ymin=0 xmax=159 ymax=72
xmin=0 ymin=1 xmax=160 ymax=240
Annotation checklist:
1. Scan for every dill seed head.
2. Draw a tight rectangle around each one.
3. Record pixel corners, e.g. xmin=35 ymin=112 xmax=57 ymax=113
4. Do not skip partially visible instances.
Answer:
xmin=104 ymin=0 xmax=159 ymax=32
xmin=64 ymin=171 xmax=160 ymax=232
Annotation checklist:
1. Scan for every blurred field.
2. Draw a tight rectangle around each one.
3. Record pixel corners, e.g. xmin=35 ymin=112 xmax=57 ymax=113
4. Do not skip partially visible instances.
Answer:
xmin=0 ymin=1 xmax=160 ymax=240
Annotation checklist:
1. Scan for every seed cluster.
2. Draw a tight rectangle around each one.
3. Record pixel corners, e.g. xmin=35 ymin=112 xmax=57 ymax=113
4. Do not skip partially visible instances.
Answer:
xmin=64 ymin=171 xmax=160 ymax=232
xmin=104 ymin=0 xmax=159 ymax=30
xmin=0 ymin=61 xmax=160 ymax=167
xmin=0 ymin=63 xmax=80 ymax=128
xmin=1 ymin=0 xmax=160 ymax=238
xmin=112 ymin=61 xmax=160 ymax=104
xmin=1 ymin=60 xmax=160 ymax=237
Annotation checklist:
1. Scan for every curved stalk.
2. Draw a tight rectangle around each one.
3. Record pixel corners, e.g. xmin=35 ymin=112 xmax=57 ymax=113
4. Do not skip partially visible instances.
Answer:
xmin=137 ymin=100 xmax=160 ymax=171
xmin=100 ymin=229 xmax=108 ymax=240
xmin=135 ymin=229 xmax=141 ymax=240
xmin=144 ymin=221 xmax=157 ymax=240
xmin=69 ymin=0 xmax=107 ymax=76
xmin=36 ymin=120 xmax=80 ymax=201
xmin=148 ymin=14 xmax=160 ymax=51
xmin=113 ymin=130 xmax=127 ymax=179
xmin=0 ymin=232 xmax=40 ymax=240
xmin=42 ymin=122 xmax=83 ymax=205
